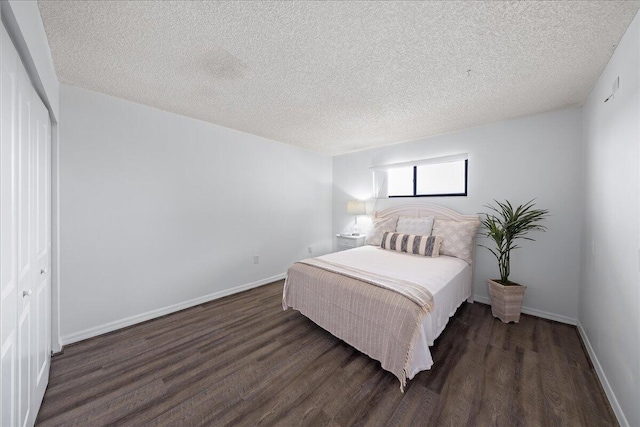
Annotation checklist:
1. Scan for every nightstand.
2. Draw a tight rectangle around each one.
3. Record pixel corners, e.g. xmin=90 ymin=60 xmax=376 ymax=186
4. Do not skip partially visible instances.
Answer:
xmin=336 ymin=234 xmax=366 ymax=251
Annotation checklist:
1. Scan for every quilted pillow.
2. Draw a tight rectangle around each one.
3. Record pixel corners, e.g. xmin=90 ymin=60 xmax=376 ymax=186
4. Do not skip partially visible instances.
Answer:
xmin=431 ymin=219 xmax=480 ymax=264
xmin=380 ymin=231 xmax=442 ymax=257
xmin=396 ymin=216 xmax=434 ymax=236
xmin=365 ymin=216 xmax=398 ymax=246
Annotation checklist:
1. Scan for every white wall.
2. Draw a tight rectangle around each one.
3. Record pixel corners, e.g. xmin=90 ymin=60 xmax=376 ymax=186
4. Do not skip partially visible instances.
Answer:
xmin=580 ymin=11 xmax=640 ymax=427
xmin=59 ymin=84 xmax=333 ymax=343
xmin=333 ymin=108 xmax=583 ymax=323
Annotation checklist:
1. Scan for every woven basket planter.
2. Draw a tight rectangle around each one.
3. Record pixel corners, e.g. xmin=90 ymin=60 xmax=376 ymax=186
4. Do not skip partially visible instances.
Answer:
xmin=487 ymin=279 xmax=526 ymax=323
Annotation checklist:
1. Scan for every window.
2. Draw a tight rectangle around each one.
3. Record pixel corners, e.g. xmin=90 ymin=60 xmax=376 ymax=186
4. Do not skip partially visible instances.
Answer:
xmin=387 ymin=166 xmax=414 ymax=196
xmin=415 ymin=161 xmax=467 ymax=196
xmin=373 ymin=155 xmax=468 ymax=198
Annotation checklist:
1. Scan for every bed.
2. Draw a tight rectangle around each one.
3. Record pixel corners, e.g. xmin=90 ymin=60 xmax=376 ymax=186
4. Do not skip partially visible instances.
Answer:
xmin=282 ymin=204 xmax=480 ymax=391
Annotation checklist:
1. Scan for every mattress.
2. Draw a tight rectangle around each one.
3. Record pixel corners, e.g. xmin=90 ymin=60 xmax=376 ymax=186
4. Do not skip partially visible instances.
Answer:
xmin=316 ymin=245 xmax=472 ymax=379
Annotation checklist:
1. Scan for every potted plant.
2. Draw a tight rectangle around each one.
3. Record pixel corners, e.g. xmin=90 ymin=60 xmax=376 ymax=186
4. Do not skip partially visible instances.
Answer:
xmin=480 ymin=200 xmax=549 ymax=323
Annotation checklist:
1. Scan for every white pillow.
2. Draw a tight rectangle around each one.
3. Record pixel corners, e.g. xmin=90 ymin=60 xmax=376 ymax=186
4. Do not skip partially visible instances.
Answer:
xmin=431 ymin=219 xmax=480 ymax=264
xmin=396 ymin=216 xmax=434 ymax=236
xmin=365 ymin=216 xmax=398 ymax=246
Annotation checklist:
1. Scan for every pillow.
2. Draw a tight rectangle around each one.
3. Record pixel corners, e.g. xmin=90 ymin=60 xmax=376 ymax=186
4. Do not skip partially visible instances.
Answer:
xmin=396 ymin=216 xmax=434 ymax=236
xmin=365 ymin=216 xmax=398 ymax=246
xmin=380 ymin=231 xmax=442 ymax=257
xmin=431 ymin=219 xmax=480 ymax=264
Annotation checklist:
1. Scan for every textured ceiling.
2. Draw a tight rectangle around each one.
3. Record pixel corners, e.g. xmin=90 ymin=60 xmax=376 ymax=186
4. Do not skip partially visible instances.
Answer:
xmin=39 ymin=1 xmax=640 ymax=155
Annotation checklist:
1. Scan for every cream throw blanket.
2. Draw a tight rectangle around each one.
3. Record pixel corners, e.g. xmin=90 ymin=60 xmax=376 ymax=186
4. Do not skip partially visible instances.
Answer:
xmin=282 ymin=257 xmax=434 ymax=391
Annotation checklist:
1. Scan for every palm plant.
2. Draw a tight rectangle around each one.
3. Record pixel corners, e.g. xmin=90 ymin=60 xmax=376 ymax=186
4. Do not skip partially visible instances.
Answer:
xmin=480 ymin=200 xmax=549 ymax=285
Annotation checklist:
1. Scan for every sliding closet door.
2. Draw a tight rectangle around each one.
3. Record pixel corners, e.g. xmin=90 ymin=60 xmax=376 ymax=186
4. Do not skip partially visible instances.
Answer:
xmin=31 ymin=86 xmax=51 ymax=412
xmin=1 ymin=24 xmax=19 ymax=427
xmin=15 ymin=38 xmax=33 ymax=426
xmin=16 ymin=38 xmax=35 ymax=427
xmin=1 ymin=23 xmax=51 ymax=427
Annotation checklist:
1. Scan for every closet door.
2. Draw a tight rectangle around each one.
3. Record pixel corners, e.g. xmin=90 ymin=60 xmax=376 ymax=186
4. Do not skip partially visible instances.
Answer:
xmin=16 ymin=42 xmax=34 ymax=427
xmin=1 ymin=23 xmax=51 ymax=427
xmin=31 ymin=86 xmax=51 ymax=411
xmin=1 ymin=24 xmax=19 ymax=427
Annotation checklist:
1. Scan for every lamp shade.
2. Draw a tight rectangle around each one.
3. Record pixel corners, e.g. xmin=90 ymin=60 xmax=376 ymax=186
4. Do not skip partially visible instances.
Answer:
xmin=347 ymin=200 xmax=366 ymax=215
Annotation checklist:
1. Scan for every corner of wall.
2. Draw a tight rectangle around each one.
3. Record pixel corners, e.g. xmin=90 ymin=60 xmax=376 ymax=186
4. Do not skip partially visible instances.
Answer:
xmin=577 ymin=322 xmax=630 ymax=427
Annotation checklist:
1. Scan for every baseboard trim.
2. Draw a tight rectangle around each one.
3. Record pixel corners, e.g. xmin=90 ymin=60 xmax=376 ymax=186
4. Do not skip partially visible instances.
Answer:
xmin=577 ymin=322 xmax=628 ymax=427
xmin=61 ymin=273 xmax=286 ymax=345
xmin=473 ymin=295 xmax=577 ymax=325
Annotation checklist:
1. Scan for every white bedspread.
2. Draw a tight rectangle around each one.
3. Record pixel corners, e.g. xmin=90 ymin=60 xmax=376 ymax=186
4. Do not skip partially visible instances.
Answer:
xmin=319 ymin=245 xmax=472 ymax=378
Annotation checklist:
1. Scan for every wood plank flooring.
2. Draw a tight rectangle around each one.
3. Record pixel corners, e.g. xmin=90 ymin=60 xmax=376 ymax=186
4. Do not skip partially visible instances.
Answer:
xmin=36 ymin=281 xmax=617 ymax=426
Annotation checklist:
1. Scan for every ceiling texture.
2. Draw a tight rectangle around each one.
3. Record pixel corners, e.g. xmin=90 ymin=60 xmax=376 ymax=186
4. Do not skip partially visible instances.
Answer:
xmin=39 ymin=1 xmax=640 ymax=155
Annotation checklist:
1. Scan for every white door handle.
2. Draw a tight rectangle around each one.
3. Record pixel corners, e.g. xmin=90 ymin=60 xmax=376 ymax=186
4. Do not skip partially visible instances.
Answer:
xmin=23 ymin=290 xmax=32 ymax=297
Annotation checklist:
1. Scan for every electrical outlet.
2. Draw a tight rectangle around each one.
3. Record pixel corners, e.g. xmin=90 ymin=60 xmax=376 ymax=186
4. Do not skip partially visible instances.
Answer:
xmin=253 ymin=255 xmax=259 ymax=264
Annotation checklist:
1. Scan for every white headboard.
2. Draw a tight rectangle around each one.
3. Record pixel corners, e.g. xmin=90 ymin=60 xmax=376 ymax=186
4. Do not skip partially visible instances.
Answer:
xmin=373 ymin=203 xmax=479 ymax=223
xmin=374 ymin=203 xmax=480 ymax=295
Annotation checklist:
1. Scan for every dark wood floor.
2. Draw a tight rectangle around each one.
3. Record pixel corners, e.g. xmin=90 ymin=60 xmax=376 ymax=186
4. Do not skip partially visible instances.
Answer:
xmin=37 ymin=280 xmax=616 ymax=427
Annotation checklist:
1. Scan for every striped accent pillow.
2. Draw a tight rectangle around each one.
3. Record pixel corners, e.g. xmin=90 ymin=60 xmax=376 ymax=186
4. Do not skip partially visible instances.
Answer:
xmin=380 ymin=232 xmax=442 ymax=257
